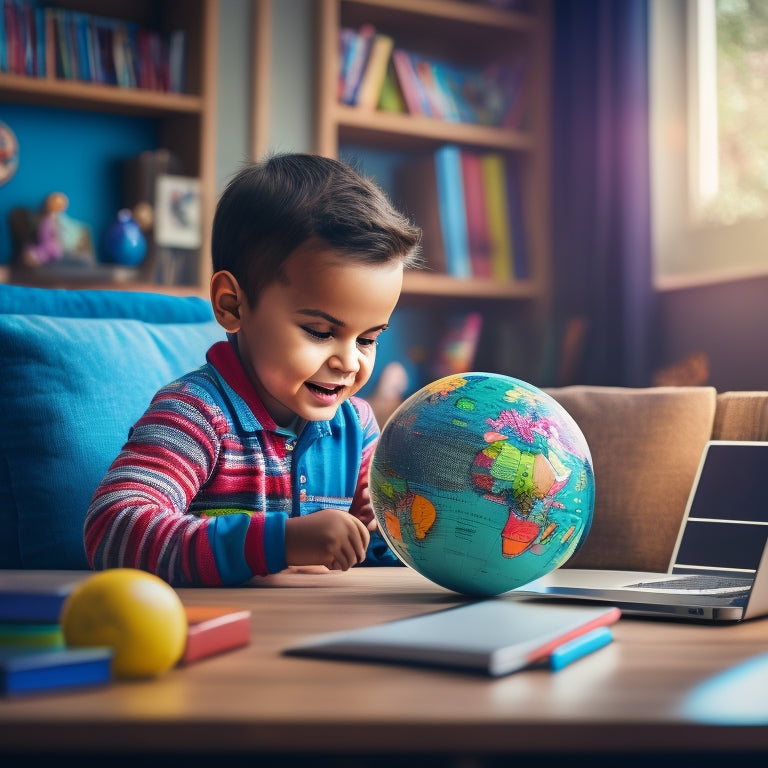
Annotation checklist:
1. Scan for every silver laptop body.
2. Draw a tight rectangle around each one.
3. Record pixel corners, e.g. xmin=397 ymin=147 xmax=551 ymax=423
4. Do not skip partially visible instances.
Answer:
xmin=511 ymin=441 xmax=768 ymax=622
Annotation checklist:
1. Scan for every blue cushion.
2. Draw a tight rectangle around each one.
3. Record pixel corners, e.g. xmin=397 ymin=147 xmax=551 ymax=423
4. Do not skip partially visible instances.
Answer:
xmin=0 ymin=286 xmax=224 ymax=569
xmin=0 ymin=284 xmax=215 ymax=322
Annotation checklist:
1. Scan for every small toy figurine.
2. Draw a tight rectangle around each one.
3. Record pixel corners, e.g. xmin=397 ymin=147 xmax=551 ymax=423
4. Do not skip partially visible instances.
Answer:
xmin=23 ymin=192 xmax=95 ymax=267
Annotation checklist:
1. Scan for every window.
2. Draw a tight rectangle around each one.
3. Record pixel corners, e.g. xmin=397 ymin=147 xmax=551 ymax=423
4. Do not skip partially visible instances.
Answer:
xmin=651 ymin=0 xmax=768 ymax=288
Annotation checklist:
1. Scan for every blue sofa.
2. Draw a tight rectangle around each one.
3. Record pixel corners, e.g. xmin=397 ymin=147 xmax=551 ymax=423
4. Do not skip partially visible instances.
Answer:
xmin=3 ymin=283 xmax=767 ymax=576
xmin=0 ymin=284 xmax=224 ymax=569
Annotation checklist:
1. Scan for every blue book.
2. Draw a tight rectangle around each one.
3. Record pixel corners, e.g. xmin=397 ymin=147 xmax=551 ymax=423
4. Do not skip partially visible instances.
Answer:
xmin=0 ymin=571 xmax=88 ymax=623
xmin=341 ymin=24 xmax=374 ymax=105
xmin=0 ymin=646 xmax=112 ymax=696
xmin=34 ymin=7 xmax=46 ymax=77
xmin=434 ymin=145 xmax=471 ymax=278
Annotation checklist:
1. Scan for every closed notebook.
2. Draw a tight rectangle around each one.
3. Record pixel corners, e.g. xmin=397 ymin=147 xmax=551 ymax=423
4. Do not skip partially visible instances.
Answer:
xmin=286 ymin=599 xmax=619 ymax=677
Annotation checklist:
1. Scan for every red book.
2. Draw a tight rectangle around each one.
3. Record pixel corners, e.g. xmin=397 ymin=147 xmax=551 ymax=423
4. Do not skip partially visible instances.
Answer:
xmin=391 ymin=48 xmax=430 ymax=116
xmin=460 ymin=150 xmax=492 ymax=278
xmin=181 ymin=606 xmax=251 ymax=665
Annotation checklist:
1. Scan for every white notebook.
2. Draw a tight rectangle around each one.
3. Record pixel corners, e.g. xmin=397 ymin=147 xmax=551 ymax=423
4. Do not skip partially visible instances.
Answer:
xmin=285 ymin=599 xmax=619 ymax=677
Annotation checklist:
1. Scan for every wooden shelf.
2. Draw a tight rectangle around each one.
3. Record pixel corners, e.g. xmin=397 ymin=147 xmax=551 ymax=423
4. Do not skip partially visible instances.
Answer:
xmin=334 ymin=103 xmax=536 ymax=152
xmin=0 ymin=72 xmax=205 ymax=115
xmin=403 ymin=270 xmax=540 ymax=299
xmin=0 ymin=0 xmax=219 ymax=294
xmin=334 ymin=0 xmax=536 ymax=47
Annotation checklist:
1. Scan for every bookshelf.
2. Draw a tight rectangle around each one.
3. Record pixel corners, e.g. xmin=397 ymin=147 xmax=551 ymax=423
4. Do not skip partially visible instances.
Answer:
xmin=0 ymin=0 xmax=219 ymax=295
xmin=315 ymin=0 xmax=552 ymax=301
xmin=315 ymin=0 xmax=553 ymax=386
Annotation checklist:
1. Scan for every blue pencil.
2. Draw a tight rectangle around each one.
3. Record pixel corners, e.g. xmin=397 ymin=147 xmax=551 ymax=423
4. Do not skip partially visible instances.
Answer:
xmin=548 ymin=626 xmax=614 ymax=671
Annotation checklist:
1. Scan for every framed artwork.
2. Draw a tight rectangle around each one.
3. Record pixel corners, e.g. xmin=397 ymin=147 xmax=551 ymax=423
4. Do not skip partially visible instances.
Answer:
xmin=154 ymin=174 xmax=201 ymax=249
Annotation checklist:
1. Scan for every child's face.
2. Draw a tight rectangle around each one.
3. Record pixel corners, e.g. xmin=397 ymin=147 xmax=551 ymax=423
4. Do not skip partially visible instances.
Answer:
xmin=236 ymin=242 xmax=404 ymax=427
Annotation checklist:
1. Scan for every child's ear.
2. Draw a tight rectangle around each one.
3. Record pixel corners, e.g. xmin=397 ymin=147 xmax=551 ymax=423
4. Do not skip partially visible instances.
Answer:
xmin=210 ymin=270 xmax=244 ymax=332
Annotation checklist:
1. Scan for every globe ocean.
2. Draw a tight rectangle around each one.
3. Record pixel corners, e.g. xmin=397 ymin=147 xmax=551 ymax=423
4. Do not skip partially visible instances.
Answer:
xmin=370 ymin=372 xmax=595 ymax=596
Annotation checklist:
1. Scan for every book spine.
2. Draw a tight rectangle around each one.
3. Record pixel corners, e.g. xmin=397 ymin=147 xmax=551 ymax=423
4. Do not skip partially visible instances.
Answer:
xmin=4 ymin=0 xmax=18 ymax=74
xmin=74 ymin=11 xmax=90 ymax=82
xmin=377 ymin=62 xmax=406 ymax=113
xmin=411 ymin=53 xmax=446 ymax=119
xmin=337 ymin=26 xmax=354 ymax=101
xmin=33 ymin=6 xmax=44 ymax=76
xmin=340 ymin=23 xmax=374 ymax=105
xmin=481 ymin=153 xmax=513 ymax=282
xmin=168 ymin=29 xmax=186 ymax=93
xmin=391 ymin=48 xmax=429 ymax=116
xmin=434 ymin=145 xmax=471 ymax=279
xmin=21 ymin=2 xmax=34 ymax=75
xmin=0 ymin=1 xmax=6 ymax=74
xmin=429 ymin=61 xmax=461 ymax=122
xmin=460 ymin=150 xmax=492 ymax=279
xmin=354 ymin=32 xmax=393 ymax=110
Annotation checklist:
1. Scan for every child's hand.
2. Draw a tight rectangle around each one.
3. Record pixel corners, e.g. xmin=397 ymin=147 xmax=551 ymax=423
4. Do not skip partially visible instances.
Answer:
xmin=285 ymin=508 xmax=370 ymax=571
xmin=349 ymin=482 xmax=379 ymax=532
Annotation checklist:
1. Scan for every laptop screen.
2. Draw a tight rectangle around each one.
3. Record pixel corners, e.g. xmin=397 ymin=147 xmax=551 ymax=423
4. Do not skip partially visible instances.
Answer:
xmin=670 ymin=442 xmax=768 ymax=576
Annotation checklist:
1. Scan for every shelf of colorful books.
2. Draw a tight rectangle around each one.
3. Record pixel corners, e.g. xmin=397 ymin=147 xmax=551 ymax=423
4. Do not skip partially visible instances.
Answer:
xmin=316 ymin=0 xmax=551 ymax=303
xmin=0 ymin=0 xmax=218 ymax=293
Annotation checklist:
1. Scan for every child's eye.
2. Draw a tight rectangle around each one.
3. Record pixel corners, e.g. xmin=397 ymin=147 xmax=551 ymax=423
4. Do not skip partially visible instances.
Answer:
xmin=302 ymin=326 xmax=332 ymax=341
xmin=357 ymin=337 xmax=378 ymax=348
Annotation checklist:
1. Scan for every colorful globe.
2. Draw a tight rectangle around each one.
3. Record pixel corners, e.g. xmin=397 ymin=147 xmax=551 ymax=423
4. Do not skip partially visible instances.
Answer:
xmin=370 ymin=372 xmax=594 ymax=596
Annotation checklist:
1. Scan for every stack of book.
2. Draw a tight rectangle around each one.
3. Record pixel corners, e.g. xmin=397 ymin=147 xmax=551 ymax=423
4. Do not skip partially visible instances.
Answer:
xmin=397 ymin=146 xmax=529 ymax=282
xmin=0 ymin=0 xmax=187 ymax=92
xmin=337 ymin=24 xmax=527 ymax=128
xmin=0 ymin=572 xmax=113 ymax=696
xmin=0 ymin=572 xmax=251 ymax=696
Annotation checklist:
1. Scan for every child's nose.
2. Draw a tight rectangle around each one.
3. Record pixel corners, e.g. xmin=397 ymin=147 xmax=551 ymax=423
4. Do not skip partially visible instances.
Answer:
xmin=329 ymin=341 xmax=360 ymax=374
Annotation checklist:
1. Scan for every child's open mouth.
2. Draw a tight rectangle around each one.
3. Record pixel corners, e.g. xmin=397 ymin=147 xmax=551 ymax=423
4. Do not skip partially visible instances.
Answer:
xmin=306 ymin=382 xmax=343 ymax=396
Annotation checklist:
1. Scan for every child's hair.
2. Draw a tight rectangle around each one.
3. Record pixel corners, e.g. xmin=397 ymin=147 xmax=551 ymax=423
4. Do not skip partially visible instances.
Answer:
xmin=211 ymin=153 xmax=422 ymax=305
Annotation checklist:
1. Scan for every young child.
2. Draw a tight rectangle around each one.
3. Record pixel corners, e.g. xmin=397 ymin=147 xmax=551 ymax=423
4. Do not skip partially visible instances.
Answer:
xmin=84 ymin=153 xmax=421 ymax=586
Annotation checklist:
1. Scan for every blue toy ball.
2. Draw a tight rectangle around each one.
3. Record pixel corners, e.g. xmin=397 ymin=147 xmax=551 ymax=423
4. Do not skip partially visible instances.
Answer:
xmin=370 ymin=372 xmax=595 ymax=596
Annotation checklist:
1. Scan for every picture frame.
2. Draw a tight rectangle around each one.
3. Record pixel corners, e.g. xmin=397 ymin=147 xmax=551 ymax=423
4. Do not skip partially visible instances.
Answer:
xmin=154 ymin=174 xmax=202 ymax=249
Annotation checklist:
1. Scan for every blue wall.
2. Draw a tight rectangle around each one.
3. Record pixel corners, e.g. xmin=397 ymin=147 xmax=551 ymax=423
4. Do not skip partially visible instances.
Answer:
xmin=0 ymin=104 xmax=158 ymax=264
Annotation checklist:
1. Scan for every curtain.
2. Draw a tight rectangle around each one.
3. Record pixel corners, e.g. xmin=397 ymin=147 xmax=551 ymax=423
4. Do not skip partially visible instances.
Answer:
xmin=551 ymin=0 xmax=655 ymax=386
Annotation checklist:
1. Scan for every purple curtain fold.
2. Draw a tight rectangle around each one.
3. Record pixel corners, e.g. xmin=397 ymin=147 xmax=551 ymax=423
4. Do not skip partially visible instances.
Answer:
xmin=551 ymin=0 xmax=656 ymax=386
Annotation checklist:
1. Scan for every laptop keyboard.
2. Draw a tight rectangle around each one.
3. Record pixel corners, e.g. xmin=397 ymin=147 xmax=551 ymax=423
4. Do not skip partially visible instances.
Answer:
xmin=625 ymin=574 xmax=752 ymax=595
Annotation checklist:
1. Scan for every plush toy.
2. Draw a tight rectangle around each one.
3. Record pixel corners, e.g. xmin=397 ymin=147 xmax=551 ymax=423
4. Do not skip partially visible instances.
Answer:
xmin=23 ymin=192 xmax=95 ymax=267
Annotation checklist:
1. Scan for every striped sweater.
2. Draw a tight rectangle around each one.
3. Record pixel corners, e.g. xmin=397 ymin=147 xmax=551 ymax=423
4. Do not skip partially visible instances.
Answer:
xmin=84 ymin=340 xmax=386 ymax=586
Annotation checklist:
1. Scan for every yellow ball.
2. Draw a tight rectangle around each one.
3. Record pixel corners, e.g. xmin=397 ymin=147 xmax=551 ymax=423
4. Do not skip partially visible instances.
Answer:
xmin=61 ymin=568 xmax=188 ymax=679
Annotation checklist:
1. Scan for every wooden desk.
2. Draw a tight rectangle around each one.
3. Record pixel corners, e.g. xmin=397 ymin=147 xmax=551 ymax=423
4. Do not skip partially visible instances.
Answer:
xmin=2 ymin=567 xmax=768 ymax=763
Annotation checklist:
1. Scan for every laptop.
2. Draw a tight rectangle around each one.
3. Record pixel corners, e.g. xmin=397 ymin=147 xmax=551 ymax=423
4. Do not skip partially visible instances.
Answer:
xmin=511 ymin=441 xmax=768 ymax=622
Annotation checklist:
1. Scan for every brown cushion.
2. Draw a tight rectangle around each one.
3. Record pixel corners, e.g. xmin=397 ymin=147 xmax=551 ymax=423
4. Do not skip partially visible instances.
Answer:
xmin=713 ymin=391 xmax=768 ymax=441
xmin=544 ymin=386 xmax=717 ymax=572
